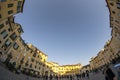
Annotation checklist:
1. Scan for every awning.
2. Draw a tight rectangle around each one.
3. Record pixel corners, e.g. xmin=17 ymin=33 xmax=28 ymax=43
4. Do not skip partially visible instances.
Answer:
xmin=114 ymin=63 xmax=120 ymax=68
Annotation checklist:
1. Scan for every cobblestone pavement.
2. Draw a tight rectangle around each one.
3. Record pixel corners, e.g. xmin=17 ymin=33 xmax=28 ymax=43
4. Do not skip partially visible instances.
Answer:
xmin=0 ymin=62 xmax=119 ymax=80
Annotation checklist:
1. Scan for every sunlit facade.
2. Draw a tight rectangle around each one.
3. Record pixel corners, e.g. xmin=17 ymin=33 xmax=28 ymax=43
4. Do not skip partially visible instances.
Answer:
xmin=20 ymin=44 xmax=48 ymax=76
xmin=46 ymin=62 xmax=82 ymax=76
xmin=0 ymin=0 xmax=25 ymax=60
xmin=58 ymin=64 xmax=82 ymax=75
xmin=0 ymin=0 xmax=25 ymax=22
xmin=46 ymin=62 xmax=59 ymax=76
xmin=0 ymin=16 xmax=24 ymax=62
xmin=0 ymin=0 xmax=120 ymax=78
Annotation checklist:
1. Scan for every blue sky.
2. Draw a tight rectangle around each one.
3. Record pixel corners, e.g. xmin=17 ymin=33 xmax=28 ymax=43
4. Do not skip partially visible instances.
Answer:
xmin=15 ymin=0 xmax=111 ymax=65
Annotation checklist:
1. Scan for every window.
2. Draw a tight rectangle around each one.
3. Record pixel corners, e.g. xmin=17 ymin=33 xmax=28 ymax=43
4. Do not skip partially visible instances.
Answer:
xmin=26 ymin=46 xmax=29 ymax=51
xmin=0 ymin=23 xmax=4 ymax=29
xmin=38 ymin=55 xmax=39 ymax=58
xmin=25 ymin=62 xmax=28 ymax=66
xmin=6 ymin=20 xmax=9 ymax=25
xmin=30 ymin=64 xmax=32 ymax=68
xmin=110 ymin=3 xmax=114 ymax=6
xmin=118 ymin=13 xmax=120 ymax=17
xmin=30 ymin=50 xmax=32 ymax=53
xmin=1 ymin=30 xmax=8 ymax=39
xmin=31 ymin=58 xmax=34 ymax=62
xmin=0 ymin=14 xmax=2 ymax=18
xmin=8 ymin=4 xmax=14 ymax=8
xmin=33 ymin=53 xmax=36 ymax=57
xmin=13 ymin=43 xmax=19 ymax=50
xmin=17 ymin=28 xmax=22 ymax=33
xmin=118 ymin=35 xmax=120 ymax=40
xmin=117 ymin=2 xmax=120 ymax=9
xmin=35 ymin=65 xmax=37 ymax=68
xmin=2 ymin=39 xmax=11 ymax=50
xmin=17 ymin=1 xmax=22 ymax=13
xmin=112 ymin=11 xmax=115 ymax=14
xmin=44 ymin=59 xmax=46 ymax=62
xmin=110 ymin=17 xmax=113 ymax=21
xmin=0 ymin=0 xmax=6 ymax=2
xmin=115 ymin=20 xmax=119 ymax=24
xmin=110 ymin=23 xmax=113 ymax=28
xmin=8 ymin=28 xmax=11 ymax=32
xmin=18 ymin=1 xmax=22 ymax=6
xmin=8 ymin=10 xmax=13 ymax=15
xmin=10 ymin=32 xmax=17 ymax=40
xmin=0 ymin=5 xmax=1 ymax=11
xmin=5 ymin=39 xmax=11 ymax=47
xmin=20 ymin=57 xmax=24 ymax=64
xmin=17 ymin=7 xmax=21 ymax=13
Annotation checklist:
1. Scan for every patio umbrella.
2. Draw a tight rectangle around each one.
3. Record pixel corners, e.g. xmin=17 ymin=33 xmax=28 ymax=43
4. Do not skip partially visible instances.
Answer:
xmin=114 ymin=63 xmax=120 ymax=68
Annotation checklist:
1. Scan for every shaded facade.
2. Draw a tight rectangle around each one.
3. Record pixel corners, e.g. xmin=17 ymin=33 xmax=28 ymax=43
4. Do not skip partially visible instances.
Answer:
xmin=89 ymin=0 xmax=120 ymax=71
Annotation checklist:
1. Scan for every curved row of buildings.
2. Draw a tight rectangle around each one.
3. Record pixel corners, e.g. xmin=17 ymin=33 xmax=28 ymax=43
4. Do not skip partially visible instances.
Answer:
xmin=0 ymin=0 xmax=120 ymax=78
xmin=89 ymin=0 xmax=120 ymax=71
xmin=0 ymin=0 xmax=82 ymax=76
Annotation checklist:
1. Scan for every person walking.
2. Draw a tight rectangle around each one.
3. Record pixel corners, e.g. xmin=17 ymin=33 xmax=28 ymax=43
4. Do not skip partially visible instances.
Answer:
xmin=26 ymin=76 xmax=29 ymax=80
xmin=86 ymin=70 xmax=89 ymax=79
xmin=50 ymin=74 xmax=53 ymax=80
xmin=117 ymin=68 xmax=120 ymax=80
xmin=86 ymin=72 xmax=89 ymax=79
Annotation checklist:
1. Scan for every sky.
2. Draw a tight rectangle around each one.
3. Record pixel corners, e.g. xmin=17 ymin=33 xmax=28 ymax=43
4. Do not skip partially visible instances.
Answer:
xmin=15 ymin=0 xmax=111 ymax=65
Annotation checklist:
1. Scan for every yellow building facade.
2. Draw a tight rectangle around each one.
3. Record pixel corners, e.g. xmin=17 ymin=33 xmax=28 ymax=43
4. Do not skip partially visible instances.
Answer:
xmin=0 ymin=16 xmax=24 ymax=62
xmin=46 ymin=62 xmax=82 ymax=76
xmin=20 ymin=44 xmax=48 ymax=76
xmin=0 ymin=0 xmax=120 ymax=77
xmin=0 ymin=0 xmax=25 ymax=22
xmin=46 ymin=62 xmax=59 ymax=76
xmin=58 ymin=64 xmax=82 ymax=75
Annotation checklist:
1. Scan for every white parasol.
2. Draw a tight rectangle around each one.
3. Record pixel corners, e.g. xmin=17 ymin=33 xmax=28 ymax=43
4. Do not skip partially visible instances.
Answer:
xmin=114 ymin=63 xmax=120 ymax=68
